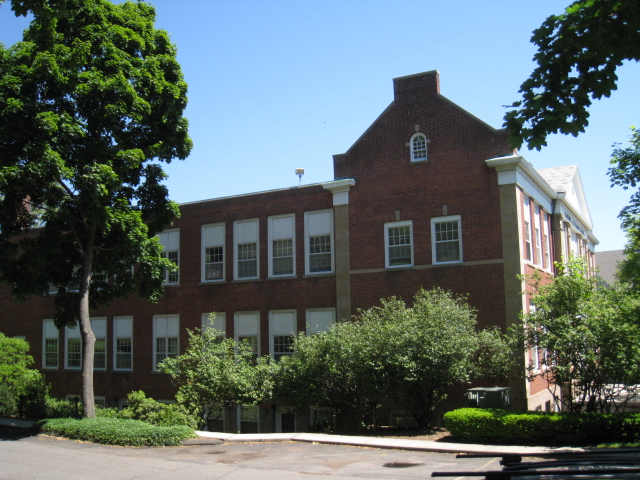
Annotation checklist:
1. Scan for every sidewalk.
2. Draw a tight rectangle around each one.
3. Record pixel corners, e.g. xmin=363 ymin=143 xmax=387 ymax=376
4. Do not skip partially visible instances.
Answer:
xmin=0 ymin=417 xmax=586 ymax=455
xmin=194 ymin=430 xmax=587 ymax=455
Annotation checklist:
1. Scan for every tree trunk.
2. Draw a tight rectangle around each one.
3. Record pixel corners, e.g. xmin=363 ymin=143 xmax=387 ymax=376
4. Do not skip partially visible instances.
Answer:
xmin=79 ymin=224 xmax=97 ymax=418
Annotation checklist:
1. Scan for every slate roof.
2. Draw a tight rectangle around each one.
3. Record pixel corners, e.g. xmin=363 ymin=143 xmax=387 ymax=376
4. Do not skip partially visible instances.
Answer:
xmin=537 ymin=165 xmax=577 ymax=193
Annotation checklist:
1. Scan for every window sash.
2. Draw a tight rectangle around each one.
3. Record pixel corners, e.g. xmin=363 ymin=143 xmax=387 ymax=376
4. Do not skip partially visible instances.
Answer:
xmin=155 ymin=337 xmax=178 ymax=367
xmin=309 ymin=235 xmax=331 ymax=272
xmin=67 ymin=338 xmax=82 ymax=369
xmin=273 ymin=335 xmax=294 ymax=360
xmin=163 ymin=250 xmax=179 ymax=283
xmin=434 ymin=220 xmax=461 ymax=263
xmin=45 ymin=338 xmax=58 ymax=368
xmin=115 ymin=338 xmax=132 ymax=370
xmin=272 ymin=239 xmax=294 ymax=275
xmin=205 ymin=246 xmax=224 ymax=280
xmin=412 ymin=135 xmax=427 ymax=161
xmin=94 ymin=338 xmax=106 ymax=370
xmin=387 ymin=225 xmax=412 ymax=266
xmin=237 ymin=243 xmax=258 ymax=278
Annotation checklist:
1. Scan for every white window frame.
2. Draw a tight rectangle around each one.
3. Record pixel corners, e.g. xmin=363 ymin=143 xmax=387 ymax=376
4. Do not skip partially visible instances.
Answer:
xmin=410 ymin=132 xmax=428 ymax=162
xmin=234 ymin=311 xmax=260 ymax=357
xmin=269 ymin=310 xmax=296 ymax=360
xmin=234 ymin=219 xmax=259 ymax=280
xmin=543 ymin=212 xmax=552 ymax=270
xmin=304 ymin=210 xmax=334 ymax=275
xmin=202 ymin=312 xmax=226 ymax=338
xmin=305 ymin=308 xmax=336 ymax=335
xmin=158 ymin=229 xmax=180 ymax=285
xmin=523 ymin=197 xmax=533 ymax=262
xmin=92 ymin=317 xmax=107 ymax=371
xmin=113 ymin=316 xmax=133 ymax=371
xmin=431 ymin=215 xmax=463 ymax=264
xmin=268 ymin=214 xmax=296 ymax=278
xmin=153 ymin=315 xmax=179 ymax=371
xmin=65 ymin=324 xmax=82 ymax=370
xmin=384 ymin=220 xmax=413 ymax=268
xmin=202 ymin=223 xmax=225 ymax=282
xmin=534 ymin=205 xmax=543 ymax=267
xmin=43 ymin=319 xmax=59 ymax=369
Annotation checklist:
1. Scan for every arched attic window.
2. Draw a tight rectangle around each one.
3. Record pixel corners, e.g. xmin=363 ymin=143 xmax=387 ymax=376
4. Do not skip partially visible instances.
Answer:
xmin=410 ymin=133 xmax=427 ymax=162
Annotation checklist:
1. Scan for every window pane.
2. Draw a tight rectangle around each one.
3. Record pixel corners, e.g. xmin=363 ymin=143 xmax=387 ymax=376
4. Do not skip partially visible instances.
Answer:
xmin=94 ymin=339 xmax=106 ymax=369
xmin=45 ymin=339 xmax=58 ymax=368
xmin=67 ymin=338 xmax=82 ymax=368
xmin=205 ymin=246 xmax=223 ymax=280
xmin=412 ymin=135 xmax=427 ymax=160
xmin=238 ymin=243 xmax=257 ymax=278
xmin=272 ymin=239 xmax=293 ymax=275
xmin=388 ymin=225 xmax=411 ymax=265
xmin=163 ymin=250 xmax=179 ymax=283
xmin=273 ymin=335 xmax=294 ymax=360
xmin=435 ymin=221 xmax=461 ymax=262
xmin=309 ymin=235 xmax=331 ymax=272
xmin=116 ymin=338 xmax=132 ymax=370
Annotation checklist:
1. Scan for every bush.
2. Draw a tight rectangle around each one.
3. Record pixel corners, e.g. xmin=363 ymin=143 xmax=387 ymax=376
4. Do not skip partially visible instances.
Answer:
xmin=40 ymin=417 xmax=196 ymax=447
xmin=118 ymin=391 xmax=198 ymax=429
xmin=444 ymin=408 xmax=640 ymax=445
xmin=0 ymin=384 xmax=17 ymax=416
xmin=45 ymin=397 xmax=82 ymax=419
xmin=17 ymin=372 xmax=48 ymax=419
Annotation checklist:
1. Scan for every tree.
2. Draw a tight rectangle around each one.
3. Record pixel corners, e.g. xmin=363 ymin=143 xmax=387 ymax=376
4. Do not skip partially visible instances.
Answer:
xmin=1 ymin=0 xmax=70 ymax=17
xmin=0 ymin=0 xmax=191 ymax=418
xmin=609 ymin=126 xmax=640 ymax=286
xmin=277 ymin=288 xmax=512 ymax=430
xmin=504 ymin=0 xmax=640 ymax=150
xmin=159 ymin=328 xmax=275 ymax=430
xmin=519 ymin=258 xmax=640 ymax=412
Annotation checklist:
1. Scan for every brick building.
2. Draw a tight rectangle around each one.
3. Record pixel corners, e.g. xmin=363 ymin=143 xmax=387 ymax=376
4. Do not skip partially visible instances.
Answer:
xmin=0 ymin=70 xmax=597 ymax=431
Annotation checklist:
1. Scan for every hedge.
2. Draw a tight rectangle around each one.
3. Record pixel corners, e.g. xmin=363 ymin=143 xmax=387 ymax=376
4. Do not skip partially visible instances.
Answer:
xmin=444 ymin=408 xmax=640 ymax=445
xmin=40 ymin=417 xmax=196 ymax=447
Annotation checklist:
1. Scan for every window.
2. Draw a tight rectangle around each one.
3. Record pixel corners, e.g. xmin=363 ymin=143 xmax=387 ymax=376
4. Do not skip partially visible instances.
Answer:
xmin=410 ymin=133 xmax=427 ymax=162
xmin=234 ymin=219 xmax=259 ymax=280
xmin=92 ymin=318 xmax=107 ymax=370
xmin=235 ymin=312 xmax=259 ymax=358
xmin=202 ymin=224 xmax=225 ymax=282
xmin=385 ymin=221 xmax=413 ymax=267
xmin=113 ymin=316 xmax=133 ymax=371
xmin=153 ymin=315 xmax=179 ymax=370
xmin=304 ymin=210 xmax=333 ymax=274
xmin=202 ymin=312 xmax=226 ymax=339
xmin=523 ymin=197 xmax=532 ymax=262
xmin=305 ymin=308 xmax=336 ymax=335
xmin=543 ymin=212 xmax=551 ymax=270
xmin=269 ymin=310 xmax=296 ymax=360
xmin=534 ymin=205 xmax=543 ymax=267
xmin=43 ymin=319 xmax=59 ymax=369
xmin=238 ymin=405 xmax=259 ymax=433
xmin=268 ymin=214 xmax=295 ymax=277
xmin=431 ymin=215 xmax=462 ymax=264
xmin=65 ymin=325 xmax=82 ymax=370
xmin=158 ymin=230 xmax=180 ymax=284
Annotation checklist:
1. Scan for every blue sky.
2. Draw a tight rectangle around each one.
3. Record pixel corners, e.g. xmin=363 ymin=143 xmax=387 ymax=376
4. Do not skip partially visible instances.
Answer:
xmin=1 ymin=0 xmax=638 ymax=252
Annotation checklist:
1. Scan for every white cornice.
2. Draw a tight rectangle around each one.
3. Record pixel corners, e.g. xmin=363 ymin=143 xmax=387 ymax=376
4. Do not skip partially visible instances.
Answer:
xmin=322 ymin=179 xmax=356 ymax=206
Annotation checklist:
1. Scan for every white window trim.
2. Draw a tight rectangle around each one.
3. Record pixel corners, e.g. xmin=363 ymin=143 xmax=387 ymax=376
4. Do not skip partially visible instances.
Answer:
xmin=233 ymin=219 xmax=260 ymax=280
xmin=268 ymin=310 xmax=296 ymax=360
xmin=43 ymin=319 xmax=59 ymax=369
xmin=523 ymin=198 xmax=533 ymax=263
xmin=113 ymin=316 xmax=133 ymax=372
xmin=65 ymin=324 xmax=82 ymax=370
xmin=202 ymin=223 xmax=225 ymax=283
xmin=92 ymin=317 xmax=107 ymax=371
xmin=543 ymin=212 xmax=552 ymax=271
xmin=268 ymin=214 xmax=296 ymax=278
xmin=410 ymin=132 xmax=428 ymax=162
xmin=159 ymin=229 xmax=180 ymax=285
xmin=153 ymin=315 xmax=179 ymax=372
xmin=431 ymin=215 xmax=463 ymax=265
xmin=304 ymin=209 xmax=334 ymax=275
xmin=384 ymin=220 xmax=414 ymax=268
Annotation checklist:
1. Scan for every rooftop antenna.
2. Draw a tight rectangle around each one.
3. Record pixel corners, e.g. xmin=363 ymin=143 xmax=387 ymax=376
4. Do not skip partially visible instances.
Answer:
xmin=295 ymin=168 xmax=304 ymax=186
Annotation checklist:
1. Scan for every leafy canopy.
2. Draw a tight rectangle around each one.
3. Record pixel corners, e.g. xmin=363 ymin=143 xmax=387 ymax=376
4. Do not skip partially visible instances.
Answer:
xmin=0 ymin=0 xmax=191 ymax=417
xmin=277 ymin=288 xmax=512 ymax=429
xmin=504 ymin=0 xmax=640 ymax=150
xmin=518 ymin=258 xmax=640 ymax=412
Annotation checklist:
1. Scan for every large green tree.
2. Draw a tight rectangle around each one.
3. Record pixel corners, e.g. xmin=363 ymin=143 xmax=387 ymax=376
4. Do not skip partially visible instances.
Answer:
xmin=519 ymin=258 xmax=640 ymax=412
xmin=504 ymin=0 xmax=640 ymax=151
xmin=0 ymin=0 xmax=191 ymax=417
xmin=278 ymin=288 xmax=512 ymax=429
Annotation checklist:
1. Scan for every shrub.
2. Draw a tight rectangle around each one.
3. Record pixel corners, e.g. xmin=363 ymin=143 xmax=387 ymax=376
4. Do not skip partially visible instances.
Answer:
xmin=444 ymin=408 xmax=639 ymax=445
xmin=18 ymin=372 xmax=48 ymax=419
xmin=119 ymin=391 xmax=198 ymax=429
xmin=0 ymin=384 xmax=17 ymax=416
xmin=40 ymin=417 xmax=196 ymax=447
xmin=45 ymin=397 xmax=82 ymax=419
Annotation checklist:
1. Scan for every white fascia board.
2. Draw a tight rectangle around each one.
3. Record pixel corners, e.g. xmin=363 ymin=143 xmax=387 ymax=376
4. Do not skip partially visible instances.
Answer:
xmin=322 ymin=179 xmax=356 ymax=206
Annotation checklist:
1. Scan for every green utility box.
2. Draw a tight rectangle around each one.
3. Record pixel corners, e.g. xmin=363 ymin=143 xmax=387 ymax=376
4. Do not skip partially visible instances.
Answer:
xmin=466 ymin=387 xmax=512 ymax=410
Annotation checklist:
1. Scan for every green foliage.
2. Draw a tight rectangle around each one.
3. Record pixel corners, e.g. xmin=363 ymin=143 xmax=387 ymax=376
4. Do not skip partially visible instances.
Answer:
xmin=45 ymin=396 xmax=82 ymax=419
xmin=0 ymin=0 xmax=191 ymax=417
xmin=40 ymin=417 xmax=195 ymax=446
xmin=518 ymin=257 xmax=640 ymax=412
xmin=444 ymin=408 xmax=640 ymax=445
xmin=277 ymin=288 xmax=513 ymax=429
xmin=116 ymin=391 xmax=198 ymax=429
xmin=160 ymin=329 xmax=275 ymax=429
xmin=504 ymin=0 xmax=640 ymax=150
xmin=17 ymin=372 xmax=48 ymax=418
xmin=0 ymin=333 xmax=35 ymax=388
xmin=0 ymin=384 xmax=17 ymax=416
xmin=609 ymin=126 xmax=640 ymax=285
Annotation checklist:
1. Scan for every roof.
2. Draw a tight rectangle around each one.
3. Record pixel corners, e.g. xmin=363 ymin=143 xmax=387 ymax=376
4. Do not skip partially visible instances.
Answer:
xmin=595 ymin=249 xmax=626 ymax=286
xmin=537 ymin=165 xmax=577 ymax=193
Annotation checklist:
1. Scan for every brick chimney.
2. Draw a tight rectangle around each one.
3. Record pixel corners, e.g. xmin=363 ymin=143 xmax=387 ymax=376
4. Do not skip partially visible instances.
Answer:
xmin=393 ymin=70 xmax=440 ymax=102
